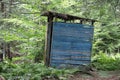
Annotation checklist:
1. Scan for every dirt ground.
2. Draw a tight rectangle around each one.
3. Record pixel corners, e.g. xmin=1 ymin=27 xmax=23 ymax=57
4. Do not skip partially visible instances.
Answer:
xmin=1 ymin=70 xmax=120 ymax=80
xmin=68 ymin=70 xmax=120 ymax=80
xmin=42 ymin=70 xmax=120 ymax=80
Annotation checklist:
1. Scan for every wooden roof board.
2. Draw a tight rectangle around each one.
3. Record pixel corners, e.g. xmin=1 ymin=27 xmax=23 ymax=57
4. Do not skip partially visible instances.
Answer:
xmin=41 ymin=11 xmax=97 ymax=22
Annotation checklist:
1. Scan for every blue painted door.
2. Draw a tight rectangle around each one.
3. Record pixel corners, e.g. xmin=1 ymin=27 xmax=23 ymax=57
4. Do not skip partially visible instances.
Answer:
xmin=50 ymin=22 xmax=94 ymax=67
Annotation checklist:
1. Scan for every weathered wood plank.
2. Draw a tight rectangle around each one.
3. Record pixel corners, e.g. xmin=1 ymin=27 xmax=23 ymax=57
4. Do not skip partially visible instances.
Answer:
xmin=52 ymin=36 xmax=91 ymax=42
xmin=51 ymin=56 xmax=90 ymax=60
xmin=51 ymin=60 xmax=90 ymax=65
xmin=41 ymin=11 xmax=97 ymax=24
xmin=53 ymin=23 xmax=93 ymax=38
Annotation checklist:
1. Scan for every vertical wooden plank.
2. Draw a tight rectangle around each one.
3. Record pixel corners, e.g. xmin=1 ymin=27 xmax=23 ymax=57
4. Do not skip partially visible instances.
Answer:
xmin=90 ymin=23 xmax=94 ymax=64
xmin=91 ymin=21 xmax=95 ymax=26
xmin=44 ymin=16 xmax=53 ymax=66
xmin=80 ymin=20 xmax=83 ymax=24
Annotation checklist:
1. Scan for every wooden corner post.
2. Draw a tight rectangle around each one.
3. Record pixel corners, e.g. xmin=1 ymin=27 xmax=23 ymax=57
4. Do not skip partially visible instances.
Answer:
xmin=44 ymin=15 xmax=53 ymax=66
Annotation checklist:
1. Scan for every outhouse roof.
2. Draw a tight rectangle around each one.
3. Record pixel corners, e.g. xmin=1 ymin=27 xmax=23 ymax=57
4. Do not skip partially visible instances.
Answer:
xmin=41 ymin=11 xmax=97 ymax=22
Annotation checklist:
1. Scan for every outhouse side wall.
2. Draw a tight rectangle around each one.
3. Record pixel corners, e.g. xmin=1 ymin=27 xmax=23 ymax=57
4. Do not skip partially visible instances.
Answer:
xmin=49 ymin=22 xmax=94 ymax=67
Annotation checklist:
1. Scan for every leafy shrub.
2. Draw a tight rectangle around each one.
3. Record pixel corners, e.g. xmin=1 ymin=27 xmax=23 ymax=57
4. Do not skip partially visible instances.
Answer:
xmin=0 ymin=61 xmax=77 ymax=80
xmin=92 ymin=52 xmax=120 ymax=70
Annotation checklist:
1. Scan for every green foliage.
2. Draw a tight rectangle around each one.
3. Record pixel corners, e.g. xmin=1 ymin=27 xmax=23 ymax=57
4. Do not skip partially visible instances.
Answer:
xmin=0 ymin=0 xmax=120 ymax=61
xmin=0 ymin=1 xmax=120 ymax=79
xmin=0 ymin=61 xmax=77 ymax=80
xmin=93 ymin=22 xmax=120 ymax=54
xmin=92 ymin=52 xmax=120 ymax=70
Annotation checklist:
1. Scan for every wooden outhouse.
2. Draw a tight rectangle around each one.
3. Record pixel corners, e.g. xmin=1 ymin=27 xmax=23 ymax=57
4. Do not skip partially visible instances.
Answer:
xmin=42 ymin=11 xmax=97 ymax=68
